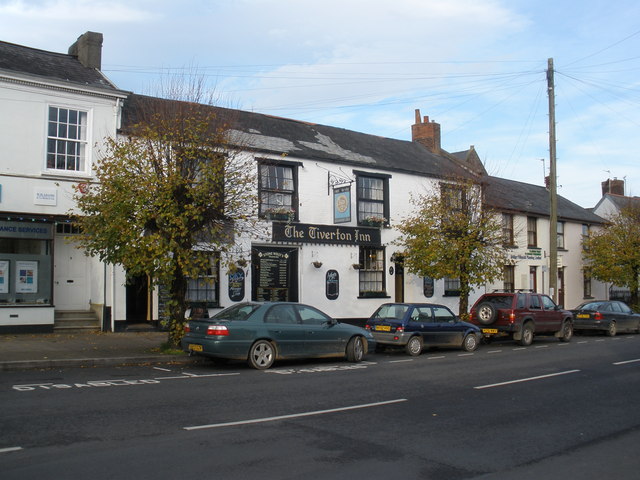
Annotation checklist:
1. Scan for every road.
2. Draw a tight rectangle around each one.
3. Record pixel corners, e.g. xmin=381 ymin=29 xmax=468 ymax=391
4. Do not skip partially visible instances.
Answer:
xmin=1 ymin=334 xmax=639 ymax=479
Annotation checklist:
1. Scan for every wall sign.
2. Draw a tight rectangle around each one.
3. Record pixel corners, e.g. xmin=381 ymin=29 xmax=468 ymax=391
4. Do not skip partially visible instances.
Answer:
xmin=34 ymin=188 xmax=57 ymax=206
xmin=326 ymin=270 xmax=339 ymax=300
xmin=272 ymin=222 xmax=381 ymax=246
xmin=333 ymin=186 xmax=351 ymax=224
xmin=423 ymin=276 xmax=434 ymax=298
xmin=228 ymin=269 xmax=245 ymax=302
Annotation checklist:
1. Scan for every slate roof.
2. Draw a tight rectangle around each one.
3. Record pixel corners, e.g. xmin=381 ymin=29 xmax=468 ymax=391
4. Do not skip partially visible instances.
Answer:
xmin=121 ymin=94 xmax=475 ymax=180
xmin=0 ymin=40 xmax=117 ymax=91
xmin=483 ymin=176 xmax=604 ymax=224
xmin=595 ymin=193 xmax=640 ymax=212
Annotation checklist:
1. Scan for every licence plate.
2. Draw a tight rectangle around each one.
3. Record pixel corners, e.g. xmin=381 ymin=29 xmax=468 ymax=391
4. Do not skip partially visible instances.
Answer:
xmin=482 ymin=328 xmax=498 ymax=334
xmin=188 ymin=344 xmax=203 ymax=352
xmin=375 ymin=325 xmax=391 ymax=332
xmin=576 ymin=314 xmax=590 ymax=318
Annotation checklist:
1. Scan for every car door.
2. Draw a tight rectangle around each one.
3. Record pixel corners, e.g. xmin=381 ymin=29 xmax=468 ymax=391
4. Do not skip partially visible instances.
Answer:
xmin=263 ymin=304 xmax=307 ymax=356
xmin=612 ymin=302 xmax=637 ymax=332
xmin=295 ymin=304 xmax=343 ymax=355
xmin=540 ymin=295 xmax=563 ymax=332
xmin=430 ymin=305 xmax=464 ymax=346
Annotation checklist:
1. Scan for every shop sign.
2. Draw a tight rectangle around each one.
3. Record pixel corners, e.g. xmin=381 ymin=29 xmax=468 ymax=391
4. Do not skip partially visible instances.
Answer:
xmin=272 ymin=222 xmax=381 ymax=246
xmin=34 ymin=187 xmax=57 ymax=206
xmin=0 ymin=221 xmax=53 ymax=239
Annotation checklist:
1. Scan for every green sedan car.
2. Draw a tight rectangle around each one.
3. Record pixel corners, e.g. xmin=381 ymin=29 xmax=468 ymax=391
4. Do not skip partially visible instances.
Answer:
xmin=181 ymin=302 xmax=376 ymax=369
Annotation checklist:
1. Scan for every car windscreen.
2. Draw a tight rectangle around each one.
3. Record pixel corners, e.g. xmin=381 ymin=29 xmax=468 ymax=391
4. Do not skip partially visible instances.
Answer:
xmin=212 ymin=303 xmax=260 ymax=321
xmin=372 ymin=304 xmax=410 ymax=320
xmin=575 ymin=302 xmax=605 ymax=311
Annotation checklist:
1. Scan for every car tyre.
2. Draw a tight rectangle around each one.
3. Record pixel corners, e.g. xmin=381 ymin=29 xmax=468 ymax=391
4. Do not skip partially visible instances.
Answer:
xmin=606 ymin=321 xmax=617 ymax=337
xmin=476 ymin=302 xmax=497 ymax=325
xmin=559 ymin=321 xmax=573 ymax=342
xmin=519 ymin=323 xmax=534 ymax=346
xmin=346 ymin=336 xmax=365 ymax=362
xmin=462 ymin=333 xmax=479 ymax=352
xmin=405 ymin=336 xmax=423 ymax=356
xmin=248 ymin=340 xmax=275 ymax=369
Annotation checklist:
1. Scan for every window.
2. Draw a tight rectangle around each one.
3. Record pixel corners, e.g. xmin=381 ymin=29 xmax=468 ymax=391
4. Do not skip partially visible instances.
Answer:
xmin=441 ymin=183 xmax=465 ymax=211
xmin=185 ymin=256 xmax=219 ymax=307
xmin=529 ymin=295 xmax=541 ymax=309
xmin=432 ymin=306 xmax=456 ymax=322
xmin=541 ymin=295 xmax=557 ymax=310
xmin=583 ymin=267 xmax=592 ymax=298
xmin=297 ymin=305 xmax=332 ymax=325
xmin=47 ymin=106 xmax=88 ymax=172
xmin=557 ymin=221 xmax=565 ymax=249
xmin=502 ymin=214 xmax=515 ymax=246
xmin=529 ymin=266 xmax=537 ymax=292
xmin=358 ymin=247 xmax=385 ymax=296
xmin=356 ymin=172 xmax=389 ymax=225
xmin=258 ymin=161 xmax=298 ymax=219
xmin=582 ymin=224 xmax=590 ymax=251
xmin=503 ymin=265 xmax=515 ymax=292
xmin=444 ymin=277 xmax=460 ymax=296
xmin=527 ymin=217 xmax=537 ymax=247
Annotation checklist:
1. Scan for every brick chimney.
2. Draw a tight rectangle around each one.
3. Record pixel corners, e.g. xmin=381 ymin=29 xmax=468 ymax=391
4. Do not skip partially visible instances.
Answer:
xmin=602 ymin=178 xmax=624 ymax=196
xmin=411 ymin=109 xmax=441 ymax=153
xmin=68 ymin=32 xmax=103 ymax=69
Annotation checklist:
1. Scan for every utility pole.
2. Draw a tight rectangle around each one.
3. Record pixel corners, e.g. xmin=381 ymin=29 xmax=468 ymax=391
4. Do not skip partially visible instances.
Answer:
xmin=547 ymin=58 xmax=558 ymax=302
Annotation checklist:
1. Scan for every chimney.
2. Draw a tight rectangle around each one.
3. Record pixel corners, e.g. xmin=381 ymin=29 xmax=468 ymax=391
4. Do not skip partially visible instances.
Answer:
xmin=602 ymin=178 xmax=625 ymax=196
xmin=411 ymin=109 xmax=441 ymax=153
xmin=68 ymin=32 xmax=103 ymax=70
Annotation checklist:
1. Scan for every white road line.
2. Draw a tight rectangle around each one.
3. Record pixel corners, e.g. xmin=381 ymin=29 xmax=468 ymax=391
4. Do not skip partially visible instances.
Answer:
xmin=487 ymin=350 xmax=502 ymax=354
xmin=154 ymin=373 xmax=240 ymax=380
xmin=0 ymin=447 xmax=23 ymax=454
xmin=184 ymin=398 xmax=408 ymax=431
xmin=389 ymin=359 xmax=414 ymax=363
xmin=458 ymin=353 xmax=475 ymax=357
xmin=512 ymin=348 xmax=526 ymax=351
xmin=613 ymin=358 xmax=640 ymax=365
xmin=153 ymin=367 xmax=172 ymax=372
xmin=535 ymin=345 xmax=549 ymax=349
xmin=577 ymin=341 xmax=588 ymax=344
xmin=474 ymin=370 xmax=581 ymax=390
xmin=427 ymin=356 xmax=446 ymax=360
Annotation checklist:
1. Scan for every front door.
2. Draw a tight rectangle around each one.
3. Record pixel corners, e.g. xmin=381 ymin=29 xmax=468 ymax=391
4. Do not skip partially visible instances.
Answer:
xmin=53 ymin=236 xmax=90 ymax=310
xmin=394 ymin=262 xmax=404 ymax=302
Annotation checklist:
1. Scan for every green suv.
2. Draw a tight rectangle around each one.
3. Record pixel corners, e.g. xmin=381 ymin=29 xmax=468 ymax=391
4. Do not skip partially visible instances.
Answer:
xmin=469 ymin=292 xmax=573 ymax=346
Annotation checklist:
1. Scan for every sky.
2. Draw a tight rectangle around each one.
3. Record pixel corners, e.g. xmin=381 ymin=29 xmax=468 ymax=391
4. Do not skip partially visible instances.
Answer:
xmin=1 ymin=0 xmax=639 ymax=208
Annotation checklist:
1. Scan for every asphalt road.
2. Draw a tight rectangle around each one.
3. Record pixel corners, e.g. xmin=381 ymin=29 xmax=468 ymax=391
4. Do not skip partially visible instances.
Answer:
xmin=1 ymin=334 xmax=639 ymax=479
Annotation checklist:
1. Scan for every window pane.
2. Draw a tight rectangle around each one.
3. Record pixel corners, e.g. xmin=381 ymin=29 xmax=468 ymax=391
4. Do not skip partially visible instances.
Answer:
xmin=46 ymin=106 xmax=87 ymax=172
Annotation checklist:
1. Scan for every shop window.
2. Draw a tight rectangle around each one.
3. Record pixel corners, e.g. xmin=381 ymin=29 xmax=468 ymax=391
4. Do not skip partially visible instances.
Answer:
xmin=356 ymin=172 xmax=389 ymax=226
xmin=46 ymin=106 xmax=88 ymax=173
xmin=258 ymin=160 xmax=299 ymax=220
xmin=358 ymin=247 xmax=385 ymax=297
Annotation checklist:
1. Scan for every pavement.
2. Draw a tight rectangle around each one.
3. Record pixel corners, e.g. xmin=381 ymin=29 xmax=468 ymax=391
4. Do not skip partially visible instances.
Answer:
xmin=0 ymin=327 xmax=201 ymax=371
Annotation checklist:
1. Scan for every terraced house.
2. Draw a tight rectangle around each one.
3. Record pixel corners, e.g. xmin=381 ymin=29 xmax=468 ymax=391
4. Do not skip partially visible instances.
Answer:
xmin=0 ymin=32 xmax=605 ymax=333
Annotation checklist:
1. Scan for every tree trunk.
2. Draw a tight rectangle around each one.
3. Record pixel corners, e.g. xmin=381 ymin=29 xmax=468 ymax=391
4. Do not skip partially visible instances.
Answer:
xmin=167 ymin=263 xmax=188 ymax=348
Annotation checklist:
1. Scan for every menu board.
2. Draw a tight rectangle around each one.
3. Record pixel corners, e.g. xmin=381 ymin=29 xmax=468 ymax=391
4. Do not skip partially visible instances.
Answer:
xmin=256 ymin=250 xmax=290 ymax=301
xmin=326 ymin=270 xmax=339 ymax=300
xmin=228 ymin=269 xmax=245 ymax=302
xmin=423 ymin=276 xmax=434 ymax=298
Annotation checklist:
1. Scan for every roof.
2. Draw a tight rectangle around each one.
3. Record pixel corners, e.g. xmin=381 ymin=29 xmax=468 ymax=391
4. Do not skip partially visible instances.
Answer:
xmin=121 ymin=94 xmax=475 ymax=180
xmin=0 ymin=40 xmax=117 ymax=91
xmin=483 ymin=176 xmax=604 ymax=224
xmin=594 ymin=193 xmax=640 ymax=213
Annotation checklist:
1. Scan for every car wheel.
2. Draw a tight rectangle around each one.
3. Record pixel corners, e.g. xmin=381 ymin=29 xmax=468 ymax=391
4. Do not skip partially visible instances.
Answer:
xmin=476 ymin=302 xmax=497 ymax=325
xmin=346 ymin=336 xmax=365 ymax=362
xmin=405 ymin=336 xmax=423 ymax=356
xmin=519 ymin=323 xmax=534 ymax=346
xmin=606 ymin=321 xmax=617 ymax=337
xmin=462 ymin=333 xmax=479 ymax=352
xmin=559 ymin=321 xmax=573 ymax=342
xmin=248 ymin=340 xmax=275 ymax=369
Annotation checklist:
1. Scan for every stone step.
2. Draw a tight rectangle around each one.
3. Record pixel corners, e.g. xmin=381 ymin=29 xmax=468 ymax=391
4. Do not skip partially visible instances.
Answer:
xmin=54 ymin=310 xmax=100 ymax=333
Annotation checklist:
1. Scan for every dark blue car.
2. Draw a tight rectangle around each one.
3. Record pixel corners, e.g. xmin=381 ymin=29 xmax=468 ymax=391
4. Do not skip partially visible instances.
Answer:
xmin=365 ymin=303 xmax=481 ymax=356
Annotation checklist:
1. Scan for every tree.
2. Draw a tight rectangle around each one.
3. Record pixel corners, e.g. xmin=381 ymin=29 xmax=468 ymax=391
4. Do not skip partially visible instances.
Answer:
xmin=583 ymin=203 xmax=640 ymax=307
xmin=72 ymin=87 xmax=261 ymax=346
xmin=395 ymin=180 xmax=507 ymax=317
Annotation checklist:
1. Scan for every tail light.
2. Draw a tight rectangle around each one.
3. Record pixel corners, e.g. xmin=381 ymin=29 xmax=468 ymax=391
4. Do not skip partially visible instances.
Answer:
xmin=396 ymin=326 xmax=404 ymax=333
xmin=207 ymin=325 xmax=229 ymax=336
xmin=508 ymin=311 xmax=516 ymax=323
xmin=184 ymin=325 xmax=191 ymax=333
xmin=594 ymin=312 xmax=603 ymax=320
xmin=365 ymin=324 xmax=371 ymax=330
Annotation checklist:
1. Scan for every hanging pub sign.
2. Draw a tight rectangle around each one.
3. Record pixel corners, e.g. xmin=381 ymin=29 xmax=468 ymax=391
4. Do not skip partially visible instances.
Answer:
xmin=228 ymin=269 xmax=245 ymax=302
xmin=326 ymin=270 xmax=339 ymax=300
xmin=272 ymin=222 xmax=381 ymax=246
xmin=333 ymin=186 xmax=351 ymax=224
xmin=423 ymin=276 xmax=434 ymax=298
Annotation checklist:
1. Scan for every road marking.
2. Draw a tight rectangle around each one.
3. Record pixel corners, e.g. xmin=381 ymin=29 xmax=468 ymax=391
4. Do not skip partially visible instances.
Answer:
xmin=184 ymin=398 xmax=408 ymax=431
xmin=487 ymin=350 xmax=502 ymax=354
xmin=153 ymin=367 xmax=172 ymax=372
xmin=512 ymin=348 xmax=526 ymax=351
xmin=0 ymin=447 xmax=23 ymax=454
xmin=427 ymin=356 xmax=446 ymax=360
xmin=613 ymin=358 xmax=640 ymax=365
xmin=389 ymin=359 xmax=414 ymax=363
xmin=458 ymin=353 xmax=475 ymax=357
xmin=577 ymin=341 xmax=588 ymax=344
xmin=474 ymin=370 xmax=581 ymax=390
xmin=535 ymin=345 xmax=549 ymax=349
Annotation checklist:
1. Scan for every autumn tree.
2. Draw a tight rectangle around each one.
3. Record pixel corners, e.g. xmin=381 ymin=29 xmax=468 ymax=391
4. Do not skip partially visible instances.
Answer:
xmin=583 ymin=203 xmax=640 ymax=307
xmin=72 ymin=85 xmax=261 ymax=346
xmin=395 ymin=179 xmax=507 ymax=317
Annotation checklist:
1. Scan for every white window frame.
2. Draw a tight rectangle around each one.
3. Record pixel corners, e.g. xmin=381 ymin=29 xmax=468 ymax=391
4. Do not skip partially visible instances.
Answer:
xmin=45 ymin=104 xmax=92 ymax=176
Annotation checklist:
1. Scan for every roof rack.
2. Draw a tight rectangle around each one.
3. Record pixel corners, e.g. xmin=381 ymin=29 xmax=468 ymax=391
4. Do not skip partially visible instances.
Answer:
xmin=491 ymin=289 xmax=534 ymax=293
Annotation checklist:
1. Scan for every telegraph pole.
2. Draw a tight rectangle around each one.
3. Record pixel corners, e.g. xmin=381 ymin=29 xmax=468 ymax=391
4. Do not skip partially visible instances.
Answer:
xmin=547 ymin=58 xmax=558 ymax=302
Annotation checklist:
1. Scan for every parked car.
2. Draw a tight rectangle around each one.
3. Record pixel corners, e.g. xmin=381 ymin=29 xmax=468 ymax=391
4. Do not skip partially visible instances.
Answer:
xmin=571 ymin=300 xmax=640 ymax=336
xmin=364 ymin=303 xmax=481 ymax=356
xmin=469 ymin=291 xmax=573 ymax=346
xmin=181 ymin=302 xmax=375 ymax=369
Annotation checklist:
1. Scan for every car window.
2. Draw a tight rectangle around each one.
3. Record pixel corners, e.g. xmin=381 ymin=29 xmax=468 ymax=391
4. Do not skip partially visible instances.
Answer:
xmin=410 ymin=307 xmax=432 ymax=323
xmin=481 ymin=296 xmax=512 ymax=309
xmin=213 ymin=303 xmax=260 ymax=321
xmin=296 ymin=305 xmax=332 ymax=325
xmin=373 ymin=304 xmax=409 ymax=320
xmin=618 ymin=302 xmax=632 ymax=314
xmin=578 ymin=302 xmax=600 ymax=311
xmin=601 ymin=303 xmax=613 ymax=312
xmin=516 ymin=294 xmax=526 ymax=309
xmin=541 ymin=295 xmax=557 ymax=310
xmin=529 ymin=295 xmax=541 ymax=309
xmin=610 ymin=302 xmax=623 ymax=313
xmin=264 ymin=304 xmax=298 ymax=324
xmin=433 ymin=306 xmax=456 ymax=322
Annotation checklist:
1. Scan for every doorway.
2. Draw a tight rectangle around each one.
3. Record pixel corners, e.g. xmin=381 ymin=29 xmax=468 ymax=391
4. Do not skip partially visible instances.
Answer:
xmin=126 ymin=274 xmax=149 ymax=323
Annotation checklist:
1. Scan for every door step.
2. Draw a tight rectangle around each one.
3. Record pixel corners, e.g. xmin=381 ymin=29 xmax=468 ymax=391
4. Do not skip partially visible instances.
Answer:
xmin=54 ymin=310 xmax=100 ymax=333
